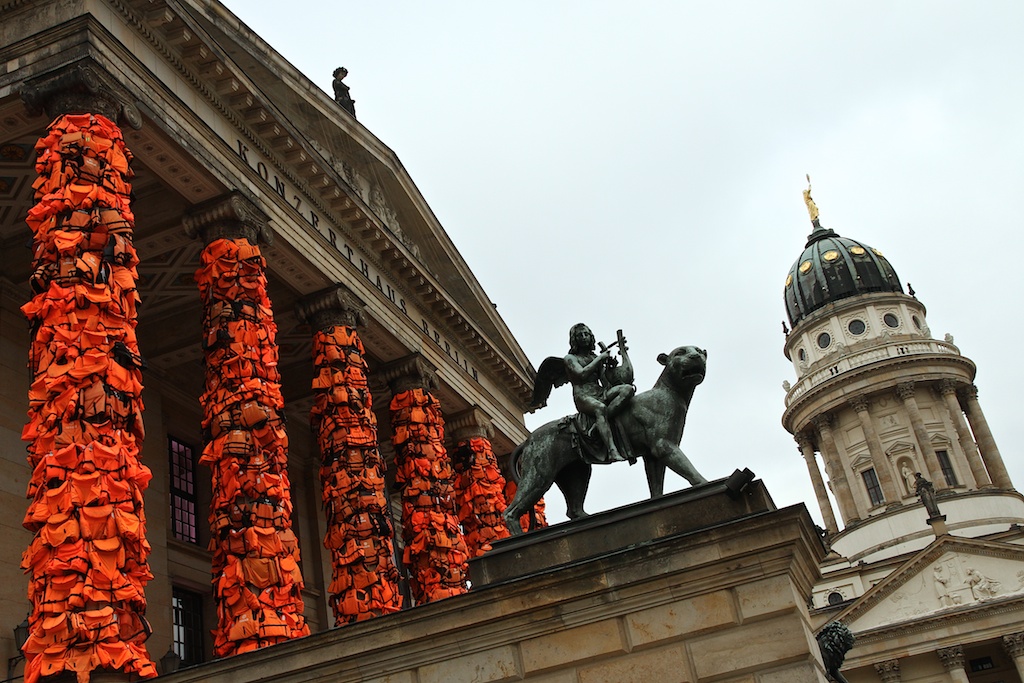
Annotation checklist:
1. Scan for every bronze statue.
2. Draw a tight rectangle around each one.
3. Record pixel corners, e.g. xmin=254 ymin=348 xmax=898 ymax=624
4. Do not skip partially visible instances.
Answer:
xmin=503 ymin=342 xmax=709 ymax=534
xmin=816 ymin=621 xmax=855 ymax=683
xmin=332 ymin=67 xmax=356 ymax=117
xmin=915 ymin=473 xmax=941 ymax=518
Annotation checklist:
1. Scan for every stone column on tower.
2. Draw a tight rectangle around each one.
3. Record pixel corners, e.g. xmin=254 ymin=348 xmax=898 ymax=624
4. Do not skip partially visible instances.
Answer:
xmin=295 ymin=286 xmax=402 ymax=625
xmin=938 ymin=380 xmax=991 ymax=488
xmin=937 ymin=645 xmax=970 ymax=683
xmin=813 ymin=415 xmax=860 ymax=524
xmin=18 ymin=58 xmax=157 ymax=683
xmin=796 ymin=433 xmax=838 ymax=534
xmin=961 ymin=385 xmax=1013 ymax=489
xmin=873 ymin=659 xmax=901 ymax=683
xmin=849 ymin=395 xmax=899 ymax=505
xmin=184 ymin=191 xmax=309 ymax=656
xmin=1002 ymin=632 xmax=1024 ymax=680
xmin=447 ymin=407 xmax=511 ymax=558
xmin=895 ymin=382 xmax=946 ymax=488
xmin=383 ymin=355 xmax=470 ymax=604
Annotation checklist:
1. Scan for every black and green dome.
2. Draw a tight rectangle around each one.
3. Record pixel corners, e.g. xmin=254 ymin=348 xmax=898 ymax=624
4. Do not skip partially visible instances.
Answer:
xmin=784 ymin=225 xmax=903 ymax=326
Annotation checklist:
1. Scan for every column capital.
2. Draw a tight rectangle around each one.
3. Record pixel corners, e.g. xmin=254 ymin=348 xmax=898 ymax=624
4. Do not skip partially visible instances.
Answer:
xmin=850 ymin=395 xmax=871 ymax=413
xmin=937 ymin=645 xmax=965 ymax=671
xmin=21 ymin=57 xmax=143 ymax=128
xmin=812 ymin=413 xmax=834 ymax=432
xmin=1003 ymin=632 xmax=1024 ymax=658
xmin=873 ymin=659 xmax=901 ymax=682
xmin=895 ymin=382 xmax=917 ymax=401
xmin=382 ymin=353 xmax=438 ymax=394
xmin=295 ymin=286 xmax=365 ymax=331
xmin=447 ymin=406 xmax=494 ymax=441
xmin=795 ymin=432 xmax=815 ymax=451
xmin=184 ymin=191 xmax=273 ymax=245
xmin=961 ymin=384 xmax=980 ymax=401
xmin=938 ymin=379 xmax=962 ymax=396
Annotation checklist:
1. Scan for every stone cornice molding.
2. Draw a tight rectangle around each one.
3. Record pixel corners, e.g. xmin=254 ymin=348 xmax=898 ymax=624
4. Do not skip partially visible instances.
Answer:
xmin=937 ymin=645 xmax=965 ymax=671
xmin=447 ymin=407 xmax=495 ymax=441
xmin=895 ymin=382 xmax=917 ymax=401
xmin=873 ymin=659 xmax=901 ymax=682
xmin=1003 ymin=632 xmax=1024 ymax=658
xmin=295 ymin=286 xmax=366 ymax=331
xmin=183 ymin=191 xmax=272 ymax=245
xmin=382 ymin=354 xmax=438 ymax=394
xmin=20 ymin=56 xmax=143 ymax=127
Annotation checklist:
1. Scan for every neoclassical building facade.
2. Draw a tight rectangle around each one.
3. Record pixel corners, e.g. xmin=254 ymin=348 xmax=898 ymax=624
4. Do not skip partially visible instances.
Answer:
xmin=782 ymin=193 xmax=1024 ymax=682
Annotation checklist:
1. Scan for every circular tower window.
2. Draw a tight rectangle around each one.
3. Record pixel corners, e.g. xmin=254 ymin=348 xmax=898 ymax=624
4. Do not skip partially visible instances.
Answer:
xmin=827 ymin=591 xmax=845 ymax=606
xmin=912 ymin=315 xmax=922 ymax=330
xmin=798 ymin=348 xmax=806 ymax=361
xmin=847 ymin=319 xmax=866 ymax=335
xmin=817 ymin=332 xmax=831 ymax=349
xmin=883 ymin=313 xmax=899 ymax=328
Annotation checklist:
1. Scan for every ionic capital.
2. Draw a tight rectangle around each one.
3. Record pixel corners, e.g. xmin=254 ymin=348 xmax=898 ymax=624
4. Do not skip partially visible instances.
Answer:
xmin=184 ymin=191 xmax=273 ymax=245
xmin=447 ymin=406 xmax=494 ymax=441
xmin=937 ymin=645 xmax=965 ymax=671
xmin=296 ymin=286 xmax=365 ymax=331
xmin=895 ymin=382 xmax=917 ymax=401
xmin=1003 ymin=632 xmax=1024 ymax=658
xmin=873 ymin=659 xmax=901 ymax=682
xmin=21 ymin=57 xmax=142 ymax=128
xmin=382 ymin=353 xmax=438 ymax=394
xmin=849 ymin=395 xmax=871 ymax=413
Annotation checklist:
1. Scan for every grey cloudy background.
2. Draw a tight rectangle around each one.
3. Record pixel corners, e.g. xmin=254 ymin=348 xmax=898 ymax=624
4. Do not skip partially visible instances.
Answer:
xmin=224 ymin=1 xmax=1024 ymax=527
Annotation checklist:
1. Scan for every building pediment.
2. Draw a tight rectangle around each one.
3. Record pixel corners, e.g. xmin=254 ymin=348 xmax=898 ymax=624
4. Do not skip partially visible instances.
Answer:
xmin=834 ymin=536 xmax=1024 ymax=635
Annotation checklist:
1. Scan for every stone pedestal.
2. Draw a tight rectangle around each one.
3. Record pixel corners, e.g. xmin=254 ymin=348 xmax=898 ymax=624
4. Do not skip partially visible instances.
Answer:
xmin=158 ymin=478 xmax=830 ymax=683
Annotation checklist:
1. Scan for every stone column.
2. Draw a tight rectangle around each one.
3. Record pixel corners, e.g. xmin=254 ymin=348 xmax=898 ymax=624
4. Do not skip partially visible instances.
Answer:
xmin=18 ymin=59 xmax=157 ymax=682
xmin=814 ymin=415 xmax=859 ymax=525
xmin=384 ymin=355 xmax=469 ymax=604
xmin=873 ymin=659 xmax=901 ymax=682
xmin=962 ymin=385 xmax=1013 ymax=489
xmin=185 ymin=192 xmax=309 ymax=656
xmin=448 ymin=407 xmax=511 ymax=557
xmin=895 ymin=382 xmax=946 ymax=488
xmin=296 ymin=286 xmax=402 ymax=625
xmin=938 ymin=380 xmax=991 ymax=488
xmin=796 ymin=433 xmax=838 ymax=534
xmin=850 ymin=396 xmax=899 ymax=505
xmin=1002 ymin=632 xmax=1024 ymax=680
xmin=937 ymin=645 xmax=970 ymax=683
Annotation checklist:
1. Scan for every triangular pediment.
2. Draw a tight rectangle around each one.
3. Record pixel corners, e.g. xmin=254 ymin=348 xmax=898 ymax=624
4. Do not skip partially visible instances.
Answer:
xmin=885 ymin=441 xmax=916 ymax=457
xmin=834 ymin=536 xmax=1024 ymax=634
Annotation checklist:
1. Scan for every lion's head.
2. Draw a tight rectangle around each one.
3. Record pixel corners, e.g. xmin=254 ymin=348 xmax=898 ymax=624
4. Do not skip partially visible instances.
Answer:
xmin=656 ymin=346 xmax=707 ymax=390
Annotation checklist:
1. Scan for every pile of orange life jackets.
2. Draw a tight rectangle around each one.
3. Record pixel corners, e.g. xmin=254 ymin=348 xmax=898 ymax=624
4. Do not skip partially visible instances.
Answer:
xmin=390 ymin=389 xmax=468 ymax=603
xmin=195 ymin=238 xmax=309 ymax=656
xmin=20 ymin=113 xmax=157 ymax=683
xmin=310 ymin=326 xmax=401 ymax=624
xmin=451 ymin=437 xmax=510 ymax=557
xmin=503 ymin=480 xmax=548 ymax=534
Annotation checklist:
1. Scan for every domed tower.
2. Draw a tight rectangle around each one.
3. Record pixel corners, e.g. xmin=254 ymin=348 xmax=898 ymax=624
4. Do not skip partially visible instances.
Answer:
xmin=781 ymin=182 xmax=1022 ymax=565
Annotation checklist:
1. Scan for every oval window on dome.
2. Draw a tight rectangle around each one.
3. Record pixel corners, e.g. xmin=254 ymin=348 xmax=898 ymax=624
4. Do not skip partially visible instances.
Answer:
xmin=850 ymin=246 xmax=866 ymax=255
xmin=883 ymin=313 xmax=899 ymax=328
xmin=848 ymin=319 xmax=866 ymax=335
xmin=798 ymin=348 xmax=806 ymax=361
xmin=827 ymin=591 xmax=845 ymax=606
xmin=785 ymin=274 xmax=793 ymax=287
xmin=872 ymin=248 xmax=884 ymax=256
xmin=913 ymin=315 xmax=922 ymax=330
xmin=817 ymin=332 xmax=831 ymax=349
xmin=823 ymin=250 xmax=840 ymax=262
xmin=799 ymin=260 xmax=812 ymax=274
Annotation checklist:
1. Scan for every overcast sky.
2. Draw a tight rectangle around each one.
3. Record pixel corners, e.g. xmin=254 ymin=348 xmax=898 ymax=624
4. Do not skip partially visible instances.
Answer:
xmin=223 ymin=1 xmax=1024 ymax=528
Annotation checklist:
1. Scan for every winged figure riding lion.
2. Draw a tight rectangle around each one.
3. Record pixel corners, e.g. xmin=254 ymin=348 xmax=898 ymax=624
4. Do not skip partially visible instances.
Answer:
xmin=502 ymin=324 xmax=709 ymax=534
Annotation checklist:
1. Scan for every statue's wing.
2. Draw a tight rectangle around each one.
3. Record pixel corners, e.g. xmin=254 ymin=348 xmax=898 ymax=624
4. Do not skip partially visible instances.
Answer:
xmin=531 ymin=356 xmax=569 ymax=408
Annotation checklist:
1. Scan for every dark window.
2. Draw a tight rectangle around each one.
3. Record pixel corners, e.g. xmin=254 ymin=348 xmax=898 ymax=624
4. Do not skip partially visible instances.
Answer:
xmin=798 ymin=348 xmax=806 ymax=361
xmin=912 ymin=315 xmax=922 ymax=330
xmin=817 ymin=332 xmax=831 ymax=349
xmin=936 ymin=450 xmax=958 ymax=487
xmin=969 ymin=656 xmax=995 ymax=672
xmin=826 ymin=591 xmax=845 ymax=605
xmin=172 ymin=588 xmax=205 ymax=666
xmin=847 ymin=319 xmax=866 ymax=335
xmin=862 ymin=468 xmax=885 ymax=507
xmin=883 ymin=313 xmax=899 ymax=328
xmin=170 ymin=437 xmax=198 ymax=544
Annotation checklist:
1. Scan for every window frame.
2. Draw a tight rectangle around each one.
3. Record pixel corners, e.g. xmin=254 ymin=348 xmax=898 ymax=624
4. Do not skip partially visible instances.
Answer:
xmin=861 ymin=467 xmax=885 ymax=507
xmin=169 ymin=436 xmax=199 ymax=544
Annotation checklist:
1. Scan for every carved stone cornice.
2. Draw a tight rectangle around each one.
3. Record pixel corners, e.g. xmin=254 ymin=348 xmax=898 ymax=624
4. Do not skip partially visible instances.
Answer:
xmin=937 ymin=645 xmax=965 ymax=671
xmin=183 ymin=191 xmax=273 ymax=245
xmin=1004 ymin=632 xmax=1024 ymax=658
xmin=295 ymin=286 xmax=366 ymax=331
xmin=873 ymin=659 xmax=901 ymax=682
xmin=382 ymin=353 xmax=438 ymax=394
xmin=447 ymin=407 xmax=494 ymax=441
xmin=895 ymin=382 xmax=917 ymax=401
xmin=20 ymin=57 xmax=142 ymax=127
xmin=850 ymin=395 xmax=871 ymax=413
